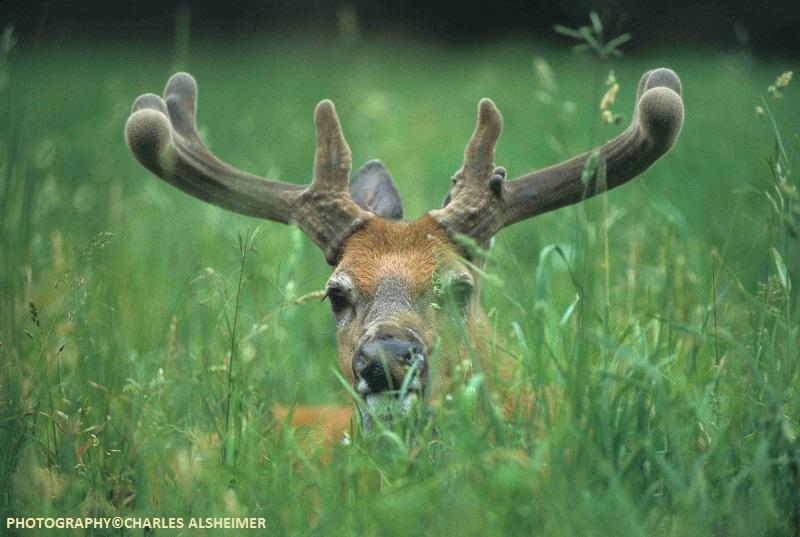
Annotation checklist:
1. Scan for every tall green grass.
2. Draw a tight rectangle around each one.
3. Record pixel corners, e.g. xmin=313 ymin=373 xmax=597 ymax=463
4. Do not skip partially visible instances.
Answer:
xmin=1 ymin=26 xmax=799 ymax=536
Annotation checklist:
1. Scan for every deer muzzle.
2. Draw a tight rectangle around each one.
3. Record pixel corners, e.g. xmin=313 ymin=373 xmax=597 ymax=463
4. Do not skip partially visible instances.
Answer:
xmin=352 ymin=334 xmax=427 ymax=428
xmin=353 ymin=336 xmax=426 ymax=394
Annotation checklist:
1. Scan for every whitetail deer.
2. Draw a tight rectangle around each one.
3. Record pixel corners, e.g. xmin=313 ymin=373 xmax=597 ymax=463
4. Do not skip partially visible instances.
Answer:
xmin=125 ymin=68 xmax=683 ymax=436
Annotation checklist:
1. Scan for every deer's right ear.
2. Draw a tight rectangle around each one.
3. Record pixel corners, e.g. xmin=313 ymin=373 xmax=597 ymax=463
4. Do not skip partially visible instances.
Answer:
xmin=349 ymin=160 xmax=403 ymax=220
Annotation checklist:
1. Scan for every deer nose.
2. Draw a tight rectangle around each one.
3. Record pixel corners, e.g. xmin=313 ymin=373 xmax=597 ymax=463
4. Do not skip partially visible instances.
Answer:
xmin=353 ymin=338 xmax=425 ymax=394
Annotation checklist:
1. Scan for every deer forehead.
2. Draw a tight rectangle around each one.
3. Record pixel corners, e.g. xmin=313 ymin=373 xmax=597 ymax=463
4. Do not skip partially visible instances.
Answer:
xmin=334 ymin=215 xmax=462 ymax=296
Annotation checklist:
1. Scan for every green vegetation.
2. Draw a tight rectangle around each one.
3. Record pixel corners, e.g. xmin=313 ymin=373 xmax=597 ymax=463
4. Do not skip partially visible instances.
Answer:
xmin=1 ymin=27 xmax=799 ymax=536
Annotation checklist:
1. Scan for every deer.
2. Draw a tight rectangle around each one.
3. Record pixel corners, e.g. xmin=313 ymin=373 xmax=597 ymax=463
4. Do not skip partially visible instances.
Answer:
xmin=124 ymin=67 xmax=683 ymax=440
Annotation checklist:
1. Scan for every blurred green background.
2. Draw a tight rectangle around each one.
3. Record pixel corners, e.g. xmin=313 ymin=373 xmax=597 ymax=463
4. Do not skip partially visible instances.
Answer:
xmin=1 ymin=9 xmax=799 ymax=536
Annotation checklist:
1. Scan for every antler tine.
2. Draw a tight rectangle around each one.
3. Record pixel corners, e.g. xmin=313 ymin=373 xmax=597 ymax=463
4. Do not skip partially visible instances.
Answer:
xmin=463 ymin=98 xmax=503 ymax=183
xmin=429 ymin=99 xmax=504 ymax=243
xmin=430 ymin=68 xmax=684 ymax=245
xmin=163 ymin=72 xmax=202 ymax=142
xmin=125 ymin=73 xmax=369 ymax=265
xmin=313 ymin=99 xmax=352 ymax=191
xmin=299 ymin=99 xmax=369 ymax=264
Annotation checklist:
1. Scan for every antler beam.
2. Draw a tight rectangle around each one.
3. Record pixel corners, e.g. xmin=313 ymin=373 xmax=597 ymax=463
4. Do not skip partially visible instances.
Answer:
xmin=125 ymin=72 xmax=369 ymax=264
xmin=431 ymin=68 xmax=685 ymax=245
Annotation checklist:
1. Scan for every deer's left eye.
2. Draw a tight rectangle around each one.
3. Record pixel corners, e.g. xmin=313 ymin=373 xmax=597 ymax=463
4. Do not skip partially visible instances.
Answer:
xmin=449 ymin=279 xmax=474 ymax=308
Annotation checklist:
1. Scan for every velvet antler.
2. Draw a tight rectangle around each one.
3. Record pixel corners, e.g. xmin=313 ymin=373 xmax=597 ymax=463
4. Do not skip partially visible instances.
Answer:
xmin=125 ymin=72 xmax=369 ymax=264
xmin=431 ymin=68 xmax=684 ymax=244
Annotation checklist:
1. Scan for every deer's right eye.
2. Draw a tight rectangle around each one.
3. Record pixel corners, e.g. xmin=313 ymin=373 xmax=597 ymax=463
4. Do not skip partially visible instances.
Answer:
xmin=327 ymin=287 xmax=350 ymax=314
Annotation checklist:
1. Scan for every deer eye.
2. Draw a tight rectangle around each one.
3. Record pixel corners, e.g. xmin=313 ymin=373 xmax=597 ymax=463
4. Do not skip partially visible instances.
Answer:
xmin=449 ymin=278 xmax=474 ymax=308
xmin=326 ymin=286 xmax=351 ymax=314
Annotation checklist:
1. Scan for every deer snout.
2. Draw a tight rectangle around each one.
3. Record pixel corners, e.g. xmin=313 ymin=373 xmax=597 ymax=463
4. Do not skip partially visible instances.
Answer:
xmin=353 ymin=337 xmax=426 ymax=395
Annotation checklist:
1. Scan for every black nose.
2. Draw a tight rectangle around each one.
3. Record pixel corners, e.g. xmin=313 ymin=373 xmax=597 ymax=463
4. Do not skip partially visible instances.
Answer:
xmin=353 ymin=337 xmax=425 ymax=394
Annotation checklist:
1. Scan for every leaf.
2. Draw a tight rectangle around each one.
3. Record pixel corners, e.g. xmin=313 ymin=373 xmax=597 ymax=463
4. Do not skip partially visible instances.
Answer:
xmin=559 ymin=294 xmax=580 ymax=326
xmin=589 ymin=11 xmax=603 ymax=36
xmin=765 ymin=190 xmax=781 ymax=216
xmin=605 ymin=33 xmax=632 ymax=52
xmin=511 ymin=321 xmax=530 ymax=364
xmin=578 ymin=27 xmax=602 ymax=51
xmin=553 ymin=25 xmax=583 ymax=39
xmin=2 ymin=26 xmax=16 ymax=53
xmin=770 ymin=247 xmax=791 ymax=290
xmin=581 ymin=150 xmax=601 ymax=186
xmin=781 ymin=418 xmax=797 ymax=442
xmin=535 ymin=244 xmax=560 ymax=300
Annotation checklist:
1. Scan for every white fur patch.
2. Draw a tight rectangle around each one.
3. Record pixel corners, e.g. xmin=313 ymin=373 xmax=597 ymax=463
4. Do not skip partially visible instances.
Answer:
xmin=357 ymin=378 xmax=369 ymax=394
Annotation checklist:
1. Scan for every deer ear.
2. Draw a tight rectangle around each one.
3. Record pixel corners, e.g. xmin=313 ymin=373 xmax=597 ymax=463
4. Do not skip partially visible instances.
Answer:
xmin=349 ymin=160 xmax=404 ymax=220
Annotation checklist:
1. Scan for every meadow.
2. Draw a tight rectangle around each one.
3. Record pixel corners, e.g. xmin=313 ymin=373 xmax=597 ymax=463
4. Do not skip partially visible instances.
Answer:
xmin=1 ymin=24 xmax=799 ymax=536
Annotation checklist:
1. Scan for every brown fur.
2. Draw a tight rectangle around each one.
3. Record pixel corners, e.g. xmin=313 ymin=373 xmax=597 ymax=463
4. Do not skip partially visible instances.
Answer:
xmin=331 ymin=215 xmax=476 ymax=391
xmin=277 ymin=215 xmax=532 ymax=447
xmin=272 ymin=405 xmax=354 ymax=446
xmin=337 ymin=215 xmax=459 ymax=295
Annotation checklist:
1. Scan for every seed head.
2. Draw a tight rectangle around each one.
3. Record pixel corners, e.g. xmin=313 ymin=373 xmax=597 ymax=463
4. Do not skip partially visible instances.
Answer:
xmin=600 ymin=83 xmax=619 ymax=111
xmin=29 ymin=301 xmax=40 ymax=327
xmin=768 ymin=70 xmax=793 ymax=99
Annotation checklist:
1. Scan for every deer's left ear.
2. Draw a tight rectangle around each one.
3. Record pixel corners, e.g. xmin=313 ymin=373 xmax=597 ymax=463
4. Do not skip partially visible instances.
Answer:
xmin=349 ymin=160 xmax=403 ymax=220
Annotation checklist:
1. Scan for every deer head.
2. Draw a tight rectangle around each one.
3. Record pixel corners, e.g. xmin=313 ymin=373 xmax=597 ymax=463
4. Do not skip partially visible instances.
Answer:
xmin=125 ymin=68 xmax=683 ymax=425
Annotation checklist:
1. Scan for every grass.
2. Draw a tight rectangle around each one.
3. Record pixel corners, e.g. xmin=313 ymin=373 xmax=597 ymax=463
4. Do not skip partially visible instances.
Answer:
xmin=1 ymin=28 xmax=799 ymax=536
